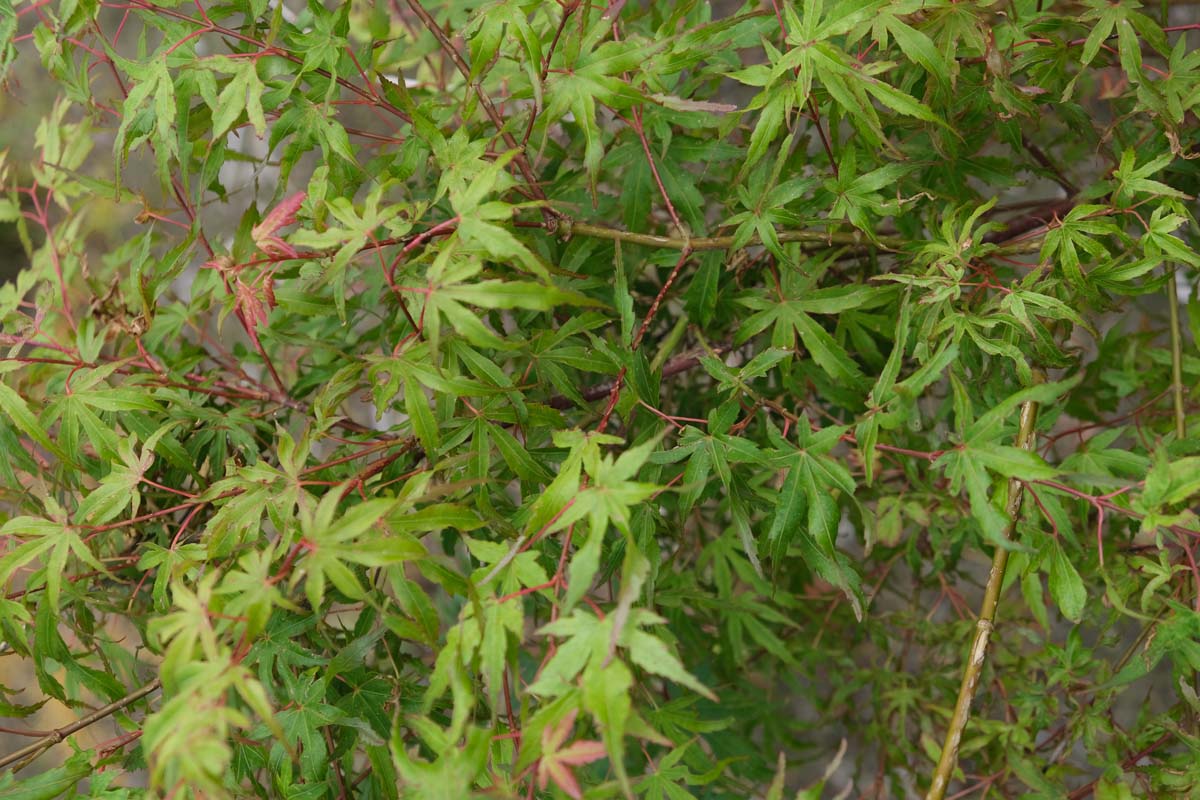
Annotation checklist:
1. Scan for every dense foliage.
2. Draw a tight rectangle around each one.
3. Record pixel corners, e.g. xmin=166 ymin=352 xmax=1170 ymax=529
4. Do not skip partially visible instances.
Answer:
xmin=2 ymin=0 xmax=1200 ymax=797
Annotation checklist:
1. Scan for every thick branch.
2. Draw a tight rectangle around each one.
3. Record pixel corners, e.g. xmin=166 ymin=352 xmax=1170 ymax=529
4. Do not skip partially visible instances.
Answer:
xmin=925 ymin=389 xmax=1042 ymax=800
xmin=566 ymin=216 xmax=1052 ymax=253
xmin=564 ymin=220 xmax=900 ymax=251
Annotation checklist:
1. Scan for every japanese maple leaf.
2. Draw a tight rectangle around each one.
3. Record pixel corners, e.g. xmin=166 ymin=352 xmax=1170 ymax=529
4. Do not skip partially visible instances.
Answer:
xmin=202 ymin=257 xmax=278 ymax=346
xmin=536 ymin=710 xmax=607 ymax=800
xmin=234 ymin=277 xmax=270 ymax=348
xmin=252 ymin=192 xmax=306 ymax=258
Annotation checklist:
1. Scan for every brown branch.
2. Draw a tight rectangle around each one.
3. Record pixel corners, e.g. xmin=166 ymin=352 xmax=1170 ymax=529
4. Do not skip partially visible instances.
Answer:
xmin=983 ymin=198 xmax=1076 ymax=245
xmin=0 ymin=678 xmax=162 ymax=772
xmin=1021 ymin=135 xmax=1077 ymax=197
xmin=807 ymin=96 xmax=839 ymax=179
xmin=595 ymin=247 xmax=693 ymax=432
xmin=626 ymin=107 xmax=684 ymax=232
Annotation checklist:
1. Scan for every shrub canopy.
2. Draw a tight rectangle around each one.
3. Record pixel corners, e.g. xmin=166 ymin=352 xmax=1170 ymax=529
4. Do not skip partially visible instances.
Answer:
xmin=1 ymin=1 xmax=1200 ymax=798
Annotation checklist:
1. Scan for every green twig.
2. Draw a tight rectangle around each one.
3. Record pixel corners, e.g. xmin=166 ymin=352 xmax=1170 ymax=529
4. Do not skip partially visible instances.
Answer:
xmin=925 ymin=390 xmax=1042 ymax=800
xmin=565 ymin=220 xmax=898 ymax=251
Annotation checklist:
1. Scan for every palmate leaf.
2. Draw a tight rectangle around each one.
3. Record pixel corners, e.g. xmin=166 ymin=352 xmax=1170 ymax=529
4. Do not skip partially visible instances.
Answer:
xmin=110 ymin=53 xmax=176 ymax=189
xmin=553 ymin=432 xmax=662 ymax=611
xmin=537 ymin=709 xmax=607 ymax=800
xmin=0 ymin=516 xmax=106 ymax=612
xmin=659 ymin=423 xmax=767 ymax=516
xmin=297 ymin=493 xmax=427 ymax=609
xmin=541 ymin=33 xmax=660 ymax=197
xmin=759 ymin=3 xmax=946 ymax=151
xmin=1039 ymin=204 xmax=1121 ymax=288
xmin=275 ymin=669 xmax=342 ymax=781
xmin=934 ymin=377 xmax=1077 ymax=545
xmin=736 ymin=292 xmax=868 ymax=385
xmin=464 ymin=0 xmax=544 ymax=94
xmin=763 ymin=421 xmax=864 ymax=619
xmin=863 ymin=5 xmax=948 ymax=82
xmin=206 ymin=57 xmax=268 ymax=140
xmin=531 ymin=605 xmax=711 ymax=796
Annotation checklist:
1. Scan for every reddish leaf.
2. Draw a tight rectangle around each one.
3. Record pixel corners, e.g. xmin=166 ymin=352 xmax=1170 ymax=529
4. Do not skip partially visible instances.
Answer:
xmin=555 ymin=739 xmax=607 ymax=766
xmin=542 ymin=709 xmax=578 ymax=753
xmin=540 ymin=758 xmax=584 ymax=799
xmin=536 ymin=710 xmax=607 ymax=800
xmin=252 ymin=192 xmax=305 ymax=258
xmin=235 ymin=277 xmax=269 ymax=346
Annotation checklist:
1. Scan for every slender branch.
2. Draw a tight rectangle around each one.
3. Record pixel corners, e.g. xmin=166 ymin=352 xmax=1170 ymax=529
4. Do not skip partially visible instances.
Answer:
xmin=521 ymin=0 xmax=579 ymax=149
xmin=597 ymin=247 xmax=692 ymax=432
xmin=1065 ymin=731 xmax=1174 ymax=800
xmin=807 ymin=96 xmax=839 ymax=179
xmin=249 ymin=333 xmax=288 ymax=398
xmin=1168 ymin=264 xmax=1187 ymax=439
xmin=1034 ymin=478 xmax=1200 ymax=541
xmin=27 ymin=189 xmax=76 ymax=329
xmin=1021 ymin=135 xmax=1077 ymax=197
xmin=0 ymin=678 xmax=162 ymax=772
xmin=627 ymin=107 xmax=684 ymax=233
xmin=633 ymin=247 xmax=691 ymax=349
xmin=925 ymin=387 xmax=1042 ymax=800
xmin=982 ymin=198 xmax=1075 ymax=245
